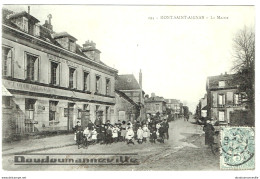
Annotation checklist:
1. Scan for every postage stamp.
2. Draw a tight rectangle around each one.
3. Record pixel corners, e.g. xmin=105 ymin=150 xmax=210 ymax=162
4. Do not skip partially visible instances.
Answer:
xmin=220 ymin=127 xmax=255 ymax=170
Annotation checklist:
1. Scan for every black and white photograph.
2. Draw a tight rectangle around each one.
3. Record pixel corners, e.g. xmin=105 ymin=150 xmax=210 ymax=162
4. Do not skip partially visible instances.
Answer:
xmin=0 ymin=2 xmax=258 ymax=178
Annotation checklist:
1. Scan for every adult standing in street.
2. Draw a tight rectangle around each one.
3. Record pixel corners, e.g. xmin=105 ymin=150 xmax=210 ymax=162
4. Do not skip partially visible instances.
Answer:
xmin=203 ymin=120 xmax=215 ymax=146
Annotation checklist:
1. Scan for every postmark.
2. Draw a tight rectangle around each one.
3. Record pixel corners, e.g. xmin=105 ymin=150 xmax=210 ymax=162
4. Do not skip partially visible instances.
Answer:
xmin=220 ymin=127 xmax=255 ymax=170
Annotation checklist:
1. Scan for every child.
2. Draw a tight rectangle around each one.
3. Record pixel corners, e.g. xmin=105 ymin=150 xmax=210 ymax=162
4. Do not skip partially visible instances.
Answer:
xmin=83 ymin=127 xmax=91 ymax=147
xmin=150 ymin=128 xmax=157 ymax=143
xmin=91 ymin=128 xmax=98 ymax=144
xmin=137 ymin=126 xmax=144 ymax=144
xmin=99 ymin=124 xmax=106 ymax=144
xmin=106 ymin=125 xmax=113 ymax=145
xmin=126 ymin=127 xmax=135 ymax=145
xmin=142 ymin=124 xmax=149 ymax=143
xmin=112 ymin=125 xmax=119 ymax=143
xmin=121 ymin=121 xmax=127 ymax=142
xmin=158 ymin=125 xmax=165 ymax=143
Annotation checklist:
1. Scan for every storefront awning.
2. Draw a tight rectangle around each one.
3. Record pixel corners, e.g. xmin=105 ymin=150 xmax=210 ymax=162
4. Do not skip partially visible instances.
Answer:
xmin=2 ymin=85 xmax=12 ymax=96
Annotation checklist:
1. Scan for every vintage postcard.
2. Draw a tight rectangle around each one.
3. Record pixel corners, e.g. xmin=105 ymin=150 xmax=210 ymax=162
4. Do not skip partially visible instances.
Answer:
xmin=0 ymin=3 xmax=257 ymax=178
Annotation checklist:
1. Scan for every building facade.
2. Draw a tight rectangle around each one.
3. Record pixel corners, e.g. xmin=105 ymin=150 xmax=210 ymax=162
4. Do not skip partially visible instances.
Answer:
xmin=2 ymin=9 xmax=118 ymax=139
xmin=206 ymin=73 xmax=246 ymax=125
xmin=165 ymin=99 xmax=182 ymax=118
xmin=113 ymin=90 xmax=140 ymax=123
xmin=145 ymin=94 xmax=166 ymax=116
xmin=115 ymin=73 xmax=145 ymax=121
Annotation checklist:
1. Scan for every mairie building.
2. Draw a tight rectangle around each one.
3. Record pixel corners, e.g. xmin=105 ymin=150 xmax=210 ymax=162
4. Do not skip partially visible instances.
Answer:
xmin=2 ymin=8 xmax=118 ymax=139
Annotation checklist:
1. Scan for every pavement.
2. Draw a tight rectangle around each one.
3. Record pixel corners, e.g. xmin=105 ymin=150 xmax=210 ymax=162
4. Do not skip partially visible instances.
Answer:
xmin=2 ymin=133 xmax=75 ymax=156
xmin=2 ymin=118 xmax=219 ymax=171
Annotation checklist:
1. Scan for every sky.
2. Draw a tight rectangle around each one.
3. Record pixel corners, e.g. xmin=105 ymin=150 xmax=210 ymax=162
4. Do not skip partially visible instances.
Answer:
xmin=2 ymin=5 xmax=255 ymax=112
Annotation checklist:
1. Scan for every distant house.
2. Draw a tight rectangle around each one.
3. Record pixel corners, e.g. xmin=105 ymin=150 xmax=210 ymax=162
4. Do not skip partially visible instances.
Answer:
xmin=200 ymin=94 xmax=207 ymax=117
xmin=115 ymin=72 xmax=145 ymax=121
xmin=206 ymin=73 xmax=248 ymax=125
xmin=145 ymin=93 xmax=166 ymax=116
xmin=165 ymin=99 xmax=182 ymax=118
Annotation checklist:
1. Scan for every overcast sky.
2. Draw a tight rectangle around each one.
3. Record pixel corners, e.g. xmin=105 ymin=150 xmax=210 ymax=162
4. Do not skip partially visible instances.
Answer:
xmin=3 ymin=5 xmax=255 ymax=112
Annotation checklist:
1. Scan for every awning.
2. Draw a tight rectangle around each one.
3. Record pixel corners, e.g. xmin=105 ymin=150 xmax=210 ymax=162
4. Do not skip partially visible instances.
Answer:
xmin=2 ymin=85 xmax=12 ymax=96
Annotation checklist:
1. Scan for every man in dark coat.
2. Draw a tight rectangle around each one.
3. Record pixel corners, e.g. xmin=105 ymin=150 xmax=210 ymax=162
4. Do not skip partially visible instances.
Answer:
xmin=203 ymin=120 xmax=215 ymax=146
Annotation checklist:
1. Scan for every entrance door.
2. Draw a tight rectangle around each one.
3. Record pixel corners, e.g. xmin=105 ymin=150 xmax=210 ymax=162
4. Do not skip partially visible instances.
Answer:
xmin=81 ymin=110 xmax=90 ymax=129
xmin=68 ymin=103 xmax=75 ymax=130
xmin=96 ymin=111 xmax=103 ymax=123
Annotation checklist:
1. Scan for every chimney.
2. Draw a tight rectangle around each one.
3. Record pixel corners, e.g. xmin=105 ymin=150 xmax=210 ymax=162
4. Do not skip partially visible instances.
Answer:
xmin=28 ymin=6 xmax=30 ymax=14
xmin=43 ymin=14 xmax=53 ymax=31
xmin=82 ymin=40 xmax=101 ymax=62
xmin=139 ymin=69 xmax=142 ymax=89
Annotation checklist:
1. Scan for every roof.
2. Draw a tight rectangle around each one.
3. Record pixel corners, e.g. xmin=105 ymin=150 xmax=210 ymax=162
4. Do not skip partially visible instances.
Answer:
xmin=207 ymin=73 xmax=238 ymax=90
xmin=8 ymin=11 xmax=40 ymax=23
xmin=2 ymin=8 xmax=117 ymax=73
xmin=145 ymin=96 xmax=165 ymax=103
xmin=115 ymin=90 xmax=139 ymax=107
xmin=115 ymin=74 xmax=141 ymax=91
xmin=53 ymin=32 xmax=77 ymax=41
xmin=165 ymin=99 xmax=181 ymax=104
xmin=2 ymin=85 xmax=12 ymax=96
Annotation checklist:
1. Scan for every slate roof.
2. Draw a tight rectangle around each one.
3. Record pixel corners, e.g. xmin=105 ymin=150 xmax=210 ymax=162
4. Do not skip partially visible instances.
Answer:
xmin=207 ymin=73 xmax=238 ymax=90
xmin=53 ymin=32 xmax=77 ymax=41
xmin=8 ymin=11 xmax=40 ymax=23
xmin=145 ymin=96 xmax=165 ymax=103
xmin=2 ymin=8 xmax=116 ymax=72
xmin=115 ymin=74 xmax=141 ymax=91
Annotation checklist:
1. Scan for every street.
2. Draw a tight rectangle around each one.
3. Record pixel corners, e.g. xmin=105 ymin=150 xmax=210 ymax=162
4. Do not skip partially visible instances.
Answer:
xmin=2 ymin=118 xmax=219 ymax=171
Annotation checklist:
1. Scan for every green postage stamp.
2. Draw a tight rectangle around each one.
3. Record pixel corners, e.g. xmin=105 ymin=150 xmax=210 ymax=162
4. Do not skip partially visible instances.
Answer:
xmin=220 ymin=127 xmax=255 ymax=170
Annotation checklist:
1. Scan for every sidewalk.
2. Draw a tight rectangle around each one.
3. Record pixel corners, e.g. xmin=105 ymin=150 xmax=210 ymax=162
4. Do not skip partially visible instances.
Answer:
xmin=2 ymin=133 xmax=75 ymax=156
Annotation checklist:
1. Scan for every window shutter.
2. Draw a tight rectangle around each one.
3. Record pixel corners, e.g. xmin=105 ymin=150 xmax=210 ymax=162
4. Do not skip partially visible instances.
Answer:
xmin=226 ymin=92 xmax=233 ymax=105
xmin=73 ymin=69 xmax=77 ymax=89
xmin=34 ymin=57 xmax=39 ymax=81
xmin=7 ymin=49 xmax=12 ymax=76
xmin=56 ymin=63 xmax=60 ymax=85
xmin=212 ymin=93 xmax=217 ymax=107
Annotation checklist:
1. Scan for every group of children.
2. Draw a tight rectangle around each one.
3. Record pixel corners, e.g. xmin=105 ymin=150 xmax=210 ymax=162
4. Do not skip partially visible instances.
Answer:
xmin=74 ymin=118 xmax=169 ymax=149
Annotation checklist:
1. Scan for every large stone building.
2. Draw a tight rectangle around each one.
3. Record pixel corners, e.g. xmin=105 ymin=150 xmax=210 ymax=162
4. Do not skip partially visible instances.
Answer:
xmin=115 ymin=72 xmax=145 ymax=121
xmin=2 ymin=8 xmax=118 ymax=139
xmin=206 ymin=73 xmax=247 ymax=125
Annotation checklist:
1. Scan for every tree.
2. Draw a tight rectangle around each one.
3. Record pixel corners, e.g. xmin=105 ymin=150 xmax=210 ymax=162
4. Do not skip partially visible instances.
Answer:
xmin=231 ymin=26 xmax=255 ymax=125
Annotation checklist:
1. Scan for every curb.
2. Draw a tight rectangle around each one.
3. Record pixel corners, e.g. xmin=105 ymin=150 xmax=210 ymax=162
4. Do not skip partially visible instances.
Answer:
xmin=2 ymin=143 xmax=76 ymax=157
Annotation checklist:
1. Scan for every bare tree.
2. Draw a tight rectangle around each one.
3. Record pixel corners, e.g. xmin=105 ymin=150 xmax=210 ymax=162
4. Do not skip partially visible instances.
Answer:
xmin=232 ymin=26 xmax=255 ymax=71
xmin=231 ymin=26 xmax=255 ymax=125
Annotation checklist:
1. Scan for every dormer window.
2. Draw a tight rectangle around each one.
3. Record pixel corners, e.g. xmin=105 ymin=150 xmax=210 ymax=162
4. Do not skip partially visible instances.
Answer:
xmin=53 ymin=32 xmax=77 ymax=52
xmin=219 ymin=81 xmax=225 ymax=88
xmin=34 ymin=24 xmax=40 ymax=37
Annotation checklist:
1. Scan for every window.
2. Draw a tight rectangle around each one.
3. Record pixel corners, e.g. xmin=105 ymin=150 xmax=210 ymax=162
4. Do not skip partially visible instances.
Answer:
xmin=2 ymin=96 xmax=11 ymax=108
xmin=83 ymin=72 xmax=89 ymax=91
xmin=49 ymin=101 xmax=58 ymax=121
xmin=69 ymin=68 xmax=76 ymax=88
xmin=218 ymin=94 xmax=225 ymax=105
xmin=83 ymin=104 xmax=88 ymax=111
xmin=25 ymin=99 xmax=36 ymax=121
xmin=96 ymin=75 xmax=101 ymax=93
xmin=2 ymin=46 xmax=12 ymax=77
xmin=106 ymin=78 xmax=111 ymax=95
xmin=34 ymin=24 xmax=40 ymax=36
xmin=22 ymin=17 xmax=28 ymax=33
xmin=219 ymin=81 xmax=225 ymax=88
xmin=156 ymin=104 xmax=160 ymax=111
xmin=234 ymin=93 xmax=240 ymax=105
xmin=26 ymin=53 xmax=39 ymax=81
xmin=218 ymin=111 xmax=225 ymax=122
xmin=69 ymin=39 xmax=76 ymax=52
xmin=50 ymin=62 xmax=59 ymax=85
